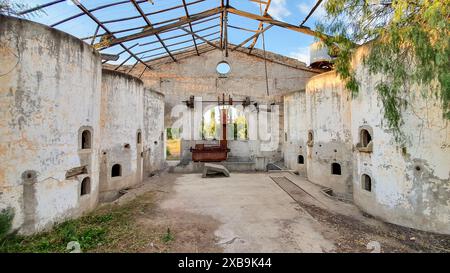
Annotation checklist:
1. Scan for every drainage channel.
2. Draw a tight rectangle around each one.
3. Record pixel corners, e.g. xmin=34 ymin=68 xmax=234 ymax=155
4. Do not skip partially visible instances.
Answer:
xmin=270 ymin=176 xmax=326 ymax=208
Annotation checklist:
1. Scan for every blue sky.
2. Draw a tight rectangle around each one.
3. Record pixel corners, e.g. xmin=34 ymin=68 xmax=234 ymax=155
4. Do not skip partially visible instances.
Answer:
xmin=15 ymin=0 xmax=327 ymax=65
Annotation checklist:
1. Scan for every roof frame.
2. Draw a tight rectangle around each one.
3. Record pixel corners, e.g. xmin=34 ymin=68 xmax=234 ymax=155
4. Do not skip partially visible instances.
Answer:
xmin=17 ymin=0 xmax=329 ymax=78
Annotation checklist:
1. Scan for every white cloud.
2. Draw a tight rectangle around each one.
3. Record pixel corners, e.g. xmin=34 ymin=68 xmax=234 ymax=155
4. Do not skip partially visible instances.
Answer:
xmin=254 ymin=0 xmax=291 ymax=21
xmin=289 ymin=47 xmax=310 ymax=65
xmin=270 ymin=0 xmax=291 ymax=20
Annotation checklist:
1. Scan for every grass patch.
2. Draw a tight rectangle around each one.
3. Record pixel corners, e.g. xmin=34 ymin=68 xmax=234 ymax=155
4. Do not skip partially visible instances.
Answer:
xmin=0 ymin=207 xmax=14 ymax=241
xmin=0 ymin=192 xmax=168 ymax=253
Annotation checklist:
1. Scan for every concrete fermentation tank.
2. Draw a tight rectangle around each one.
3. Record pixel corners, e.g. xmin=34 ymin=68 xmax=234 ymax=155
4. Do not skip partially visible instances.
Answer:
xmin=0 ymin=15 xmax=102 ymax=234
xmin=309 ymin=41 xmax=333 ymax=70
xmin=99 ymin=69 xmax=145 ymax=202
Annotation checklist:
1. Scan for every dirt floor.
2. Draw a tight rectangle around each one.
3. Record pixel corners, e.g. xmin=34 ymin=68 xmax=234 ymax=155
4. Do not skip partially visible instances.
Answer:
xmin=109 ymin=171 xmax=450 ymax=253
xmin=5 ymin=171 xmax=448 ymax=253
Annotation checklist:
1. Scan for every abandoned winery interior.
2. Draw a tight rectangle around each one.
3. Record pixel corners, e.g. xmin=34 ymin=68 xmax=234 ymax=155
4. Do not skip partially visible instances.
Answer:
xmin=0 ymin=0 xmax=449 ymax=253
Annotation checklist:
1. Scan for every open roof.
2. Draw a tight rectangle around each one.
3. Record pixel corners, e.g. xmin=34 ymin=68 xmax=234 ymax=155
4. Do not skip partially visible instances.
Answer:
xmin=18 ymin=0 xmax=325 ymax=76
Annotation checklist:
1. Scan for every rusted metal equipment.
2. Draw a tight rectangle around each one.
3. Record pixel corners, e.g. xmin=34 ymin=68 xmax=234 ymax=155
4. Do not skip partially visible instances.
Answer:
xmin=191 ymin=106 xmax=230 ymax=162
xmin=190 ymin=94 xmax=232 ymax=162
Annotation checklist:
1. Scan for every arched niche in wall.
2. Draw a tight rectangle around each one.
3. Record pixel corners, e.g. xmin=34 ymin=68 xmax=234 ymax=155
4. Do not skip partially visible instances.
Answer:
xmin=331 ymin=163 xmax=341 ymax=175
xmin=361 ymin=174 xmax=372 ymax=192
xmin=137 ymin=130 xmax=142 ymax=145
xmin=297 ymin=155 xmax=305 ymax=164
xmin=356 ymin=125 xmax=373 ymax=153
xmin=111 ymin=164 xmax=122 ymax=177
xmin=78 ymin=126 xmax=94 ymax=151
xmin=80 ymin=177 xmax=91 ymax=196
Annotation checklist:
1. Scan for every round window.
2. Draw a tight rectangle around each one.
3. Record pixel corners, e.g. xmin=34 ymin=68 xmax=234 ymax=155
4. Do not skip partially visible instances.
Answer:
xmin=216 ymin=61 xmax=231 ymax=75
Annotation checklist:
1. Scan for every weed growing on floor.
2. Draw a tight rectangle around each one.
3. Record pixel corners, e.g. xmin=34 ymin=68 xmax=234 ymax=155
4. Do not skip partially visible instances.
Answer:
xmin=162 ymin=228 xmax=174 ymax=243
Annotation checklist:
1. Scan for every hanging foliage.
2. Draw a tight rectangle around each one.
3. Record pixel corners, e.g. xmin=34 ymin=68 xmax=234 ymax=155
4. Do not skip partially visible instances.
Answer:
xmin=317 ymin=0 xmax=450 ymax=141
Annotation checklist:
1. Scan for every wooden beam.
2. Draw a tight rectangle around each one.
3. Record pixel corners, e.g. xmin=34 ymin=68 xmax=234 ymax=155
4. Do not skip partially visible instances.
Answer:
xmin=248 ymin=0 xmax=272 ymax=53
xmin=228 ymin=25 xmax=258 ymax=32
xmin=130 ymin=0 xmax=176 ymax=62
xmin=224 ymin=8 xmax=229 ymax=57
xmin=179 ymin=27 xmax=222 ymax=50
xmin=227 ymin=7 xmax=328 ymax=40
xmin=90 ymin=25 xmax=100 ymax=45
xmin=220 ymin=0 xmax=224 ymax=49
xmin=231 ymin=25 xmax=273 ymax=51
xmin=101 ymin=0 xmax=205 ymax=24
xmin=181 ymin=0 xmax=200 ymax=55
xmin=139 ymin=23 xmax=219 ymax=47
xmin=70 ymin=0 xmax=152 ymax=71
xmin=135 ymin=31 xmax=220 ymax=55
xmin=96 ymin=6 xmax=225 ymax=48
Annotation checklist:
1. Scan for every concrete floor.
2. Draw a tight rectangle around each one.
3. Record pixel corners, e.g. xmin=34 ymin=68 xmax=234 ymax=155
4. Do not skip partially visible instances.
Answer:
xmin=160 ymin=173 xmax=335 ymax=252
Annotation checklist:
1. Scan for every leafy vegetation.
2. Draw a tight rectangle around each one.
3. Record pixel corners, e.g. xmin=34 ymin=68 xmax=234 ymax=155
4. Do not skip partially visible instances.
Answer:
xmin=162 ymin=228 xmax=174 ymax=243
xmin=0 ymin=0 xmax=45 ymax=17
xmin=0 ymin=192 xmax=171 ymax=253
xmin=0 ymin=207 xmax=14 ymax=241
xmin=318 ymin=0 xmax=450 ymax=141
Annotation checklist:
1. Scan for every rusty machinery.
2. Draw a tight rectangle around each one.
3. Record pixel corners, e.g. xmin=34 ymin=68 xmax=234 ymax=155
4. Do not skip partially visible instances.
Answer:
xmin=185 ymin=94 xmax=253 ymax=162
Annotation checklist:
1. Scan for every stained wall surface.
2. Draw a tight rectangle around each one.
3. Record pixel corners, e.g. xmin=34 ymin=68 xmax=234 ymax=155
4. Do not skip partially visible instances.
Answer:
xmin=305 ymin=71 xmax=353 ymax=196
xmin=0 ymin=16 xmax=102 ymax=234
xmin=351 ymin=47 xmax=450 ymax=234
xmin=143 ymin=88 xmax=165 ymax=175
xmin=99 ymin=70 xmax=145 ymax=201
xmin=283 ymin=44 xmax=450 ymax=234
xmin=134 ymin=48 xmax=319 ymax=165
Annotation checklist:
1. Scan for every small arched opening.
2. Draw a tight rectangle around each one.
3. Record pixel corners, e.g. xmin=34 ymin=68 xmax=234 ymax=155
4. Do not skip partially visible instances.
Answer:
xmin=297 ymin=155 xmax=304 ymax=164
xmin=81 ymin=177 xmax=90 ymax=196
xmin=137 ymin=131 xmax=142 ymax=144
xmin=331 ymin=163 xmax=341 ymax=175
xmin=362 ymin=174 xmax=372 ymax=192
xmin=111 ymin=164 xmax=122 ymax=177
xmin=81 ymin=130 xmax=91 ymax=149
xmin=360 ymin=129 xmax=372 ymax=147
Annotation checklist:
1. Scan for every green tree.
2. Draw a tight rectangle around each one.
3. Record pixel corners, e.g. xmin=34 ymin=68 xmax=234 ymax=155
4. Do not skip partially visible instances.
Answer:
xmin=203 ymin=109 xmax=217 ymax=139
xmin=318 ymin=0 xmax=449 ymax=141
xmin=0 ymin=0 xmax=45 ymax=17
xmin=166 ymin=128 xmax=173 ymax=140
xmin=234 ymin=116 xmax=248 ymax=140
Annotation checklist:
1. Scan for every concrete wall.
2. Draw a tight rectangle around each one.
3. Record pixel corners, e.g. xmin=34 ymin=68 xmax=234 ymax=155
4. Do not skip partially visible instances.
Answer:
xmin=283 ymin=91 xmax=308 ymax=175
xmin=0 ymin=16 xmax=102 ymax=234
xmin=283 ymin=44 xmax=450 ymax=234
xmin=143 ymin=89 xmax=165 ymax=175
xmin=350 ymin=47 xmax=450 ymax=234
xmin=305 ymin=71 xmax=353 ymax=196
xmin=99 ymin=70 xmax=145 ymax=201
xmin=132 ymin=48 xmax=318 ymax=166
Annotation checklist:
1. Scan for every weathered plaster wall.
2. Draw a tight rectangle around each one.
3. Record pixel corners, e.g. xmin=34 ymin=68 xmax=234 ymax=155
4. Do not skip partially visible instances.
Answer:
xmin=350 ymin=46 xmax=450 ymax=234
xmin=284 ymin=44 xmax=449 ymax=234
xmin=133 ymin=48 xmax=317 ymax=166
xmin=0 ymin=16 xmax=102 ymax=234
xmin=283 ymin=91 xmax=308 ymax=175
xmin=137 ymin=49 xmax=317 ymax=127
xmin=143 ymin=89 xmax=165 ymax=175
xmin=99 ymin=69 xmax=145 ymax=201
xmin=305 ymin=71 xmax=353 ymax=196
